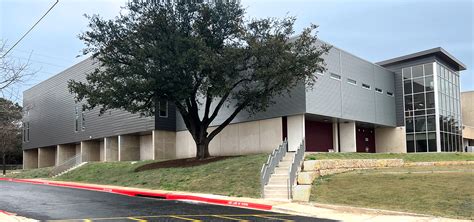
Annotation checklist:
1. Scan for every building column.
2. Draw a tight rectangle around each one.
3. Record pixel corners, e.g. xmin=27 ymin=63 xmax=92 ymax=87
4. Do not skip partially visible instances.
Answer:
xmin=104 ymin=137 xmax=118 ymax=162
xmin=56 ymin=144 xmax=76 ymax=165
xmin=118 ymin=135 xmax=140 ymax=161
xmin=140 ymin=134 xmax=153 ymax=161
xmin=287 ymin=114 xmax=305 ymax=152
xmin=153 ymin=130 xmax=176 ymax=160
xmin=332 ymin=122 xmax=339 ymax=152
xmin=339 ymin=121 xmax=356 ymax=152
xmin=81 ymin=140 xmax=100 ymax=162
xmin=23 ymin=149 xmax=38 ymax=169
xmin=38 ymin=146 xmax=57 ymax=168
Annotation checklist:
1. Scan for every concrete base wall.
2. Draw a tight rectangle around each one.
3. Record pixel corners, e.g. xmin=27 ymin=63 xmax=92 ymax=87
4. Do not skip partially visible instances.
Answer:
xmin=23 ymin=149 xmax=38 ymax=169
xmin=140 ymin=134 xmax=153 ymax=160
xmin=99 ymin=140 xmax=105 ymax=161
xmin=81 ymin=140 xmax=100 ymax=162
xmin=104 ymin=137 xmax=118 ymax=162
xmin=38 ymin=147 xmax=56 ymax=168
xmin=119 ymin=135 xmax=140 ymax=161
xmin=154 ymin=130 xmax=176 ymax=160
xmin=176 ymin=117 xmax=282 ymax=158
xmin=287 ymin=115 xmax=304 ymax=151
xmin=375 ymin=127 xmax=407 ymax=153
xmin=339 ymin=121 xmax=356 ymax=152
xmin=56 ymin=144 xmax=76 ymax=165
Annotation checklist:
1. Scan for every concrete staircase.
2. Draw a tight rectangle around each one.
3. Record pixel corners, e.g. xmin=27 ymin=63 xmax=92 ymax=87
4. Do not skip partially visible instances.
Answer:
xmin=264 ymin=152 xmax=295 ymax=200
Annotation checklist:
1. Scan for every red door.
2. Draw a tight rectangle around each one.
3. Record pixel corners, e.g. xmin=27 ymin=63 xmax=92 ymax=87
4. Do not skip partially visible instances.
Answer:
xmin=305 ymin=120 xmax=333 ymax=152
xmin=356 ymin=127 xmax=375 ymax=153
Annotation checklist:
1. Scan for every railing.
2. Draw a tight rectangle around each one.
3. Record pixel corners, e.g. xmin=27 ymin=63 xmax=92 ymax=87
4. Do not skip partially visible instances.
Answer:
xmin=288 ymin=139 xmax=305 ymax=199
xmin=50 ymin=153 xmax=82 ymax=177
xmin=260 ymin=139 xmax=288 ymax=198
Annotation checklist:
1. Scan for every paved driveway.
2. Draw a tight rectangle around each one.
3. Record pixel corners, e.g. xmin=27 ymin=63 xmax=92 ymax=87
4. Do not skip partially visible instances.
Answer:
xmin=0 ymin=180 xmax=334 ymax=221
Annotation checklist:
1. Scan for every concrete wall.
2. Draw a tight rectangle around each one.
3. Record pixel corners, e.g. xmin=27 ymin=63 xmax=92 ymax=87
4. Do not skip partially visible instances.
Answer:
xmin=332 ymin=122 xmax=339 ymax=152
xmin=56 ymin=144 xmax=76 ymax=165
xmin=99 ymin=140 xmax=105 ymax=161
xmin=375 ymin=127 xmax=407 ymax=153
xmin=23 ymin=149 xmax=38 ymax=169
xmin=139 ymin=134 xmax=153 ymax=160
xmin=38 ymin=146 xmax=56 ymax=168
xmin=462 ymin=91 xmax=474 ymax=140
xmin=81 ymin=140 xmax=100 ymax=162
xmin=288 ymin=115 xmax=304 ymax=151
xmin=153 ymin=130 xmax=176 ymax=160
xmin=104 ymin=137 xmax=118 ymax=162
xmin=339 ymin=122 xmax=356 ymax=152
xmin=176 ymin=117 xmax=283 ymax=158
xmin=119 ymin=135 xmax=140 ymax=161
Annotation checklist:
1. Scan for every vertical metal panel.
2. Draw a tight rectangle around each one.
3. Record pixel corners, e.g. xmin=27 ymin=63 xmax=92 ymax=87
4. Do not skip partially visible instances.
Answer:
xmin=22 ymin=58 xmax=167 ymax=150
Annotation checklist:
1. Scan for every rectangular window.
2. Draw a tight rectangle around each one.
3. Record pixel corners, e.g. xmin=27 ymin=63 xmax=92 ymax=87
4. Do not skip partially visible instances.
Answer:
xmin=362 ymin=83 xmax=370 ymax=90
xmin=74 ymin=106 xmax=79 ymax=132
xmin=26 ymin=122 xmax=30 ymax=142
xmin=412 ymin=65 xmax=423 ymax=78
xmin=375 ymin=88 xmax=383 ymax=93
xmin=423 ymin=63 xmax=433 ymax=76
xmin=387 ymin=91 xmax=394 ymax=96
xmin=81 ymin=111 xmax=86 ymax=131
xmin=159 ymin=100 xmax=168 ymax=117
xmin=402 ymin=67 xmax=411 ymax=80
xmin=330 ymin=73 xmax=341 ymax=80
xmin=347 ymin=78 xmax=357 ymax=85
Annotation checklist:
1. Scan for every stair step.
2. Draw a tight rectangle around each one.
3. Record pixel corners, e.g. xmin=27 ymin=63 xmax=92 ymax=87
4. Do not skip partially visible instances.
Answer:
xmin=274 ymin=168 xmax=289 ymax=174
xmin=268 ymin=177 xmax=288 ymax=184
xmin=264 ymin=194 xmax=289 ymax=199
xmin=264 ymin=190 xmax=289 ymax=195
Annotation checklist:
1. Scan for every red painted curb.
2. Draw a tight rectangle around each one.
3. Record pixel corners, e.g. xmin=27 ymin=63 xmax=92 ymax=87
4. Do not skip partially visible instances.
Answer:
xmin=0 ymin=178 xmax=272 ymax=211
xmin=0 ymin=210 xmax=14 ymax=215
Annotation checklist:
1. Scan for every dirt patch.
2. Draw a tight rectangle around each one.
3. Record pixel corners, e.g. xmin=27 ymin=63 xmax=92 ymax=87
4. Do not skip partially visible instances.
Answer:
xmin=134 ymin=156 xmax=236 ymax=172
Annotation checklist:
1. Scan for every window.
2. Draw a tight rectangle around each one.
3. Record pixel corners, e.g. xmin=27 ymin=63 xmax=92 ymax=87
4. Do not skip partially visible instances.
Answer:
xmin=386 ymin=91 xmax=394 ymax=96
xmin=81 ymin=111 xmax=86 ymax=131
xmin=159 ymin=100 xmax=168 ymax=117
xmin=74 ymin=105 xmax=79 ymax=132
xmin=375 ymin=88 xmax=383 ymax=93
xmin=26 ymin=122 xmax=30 ymax=142
xmin=362 ymin=83 xmax=370 ymax=90
xmin=412 ymin=65 xmax=423 ymax=78
xmin=330 ymin=73 xmax=341 ymax=80
xmin=347 ymin=78 xmax=356 ymax=85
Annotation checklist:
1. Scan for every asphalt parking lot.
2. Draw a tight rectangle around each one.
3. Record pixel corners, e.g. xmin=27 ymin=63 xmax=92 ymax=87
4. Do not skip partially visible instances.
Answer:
xmin=0 ymin=180 xmax=334 ymax=221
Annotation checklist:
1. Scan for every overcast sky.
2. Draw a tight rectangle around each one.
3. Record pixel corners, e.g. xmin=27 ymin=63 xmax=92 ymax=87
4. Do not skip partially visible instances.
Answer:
xmin=1 ymin=0 xmax=472 ymax=103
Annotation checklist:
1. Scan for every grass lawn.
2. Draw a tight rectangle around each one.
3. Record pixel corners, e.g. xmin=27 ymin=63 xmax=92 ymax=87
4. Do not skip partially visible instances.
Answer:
xmin=8 ymin=167 xmax=53 ymax=179
xmin=310 ymin=165 xmax=474 ymax=219
xmin=55 ymin=154 xmax=267 ymax=198
xmin=305 ymin=152 xmax=474 ymax=162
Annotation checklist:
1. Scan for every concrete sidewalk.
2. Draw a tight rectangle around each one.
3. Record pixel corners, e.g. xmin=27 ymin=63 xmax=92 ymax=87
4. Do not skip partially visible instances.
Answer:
xmin=4 ymin=178 xmax=470 ymax=222
xmin=0 ymin=210 xmax=36 ymax=222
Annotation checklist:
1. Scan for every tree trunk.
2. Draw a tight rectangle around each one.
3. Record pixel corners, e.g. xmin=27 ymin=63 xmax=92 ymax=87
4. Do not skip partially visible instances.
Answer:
xmin=196 ymin=140 xmax=210 ymax=160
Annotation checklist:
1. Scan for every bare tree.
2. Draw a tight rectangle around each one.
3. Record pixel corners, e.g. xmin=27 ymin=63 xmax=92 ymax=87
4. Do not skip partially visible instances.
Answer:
xmin=0 ymin=40 xmax=34 ymax=97
xmin=1 ymin=39 xmax=34 ymax=174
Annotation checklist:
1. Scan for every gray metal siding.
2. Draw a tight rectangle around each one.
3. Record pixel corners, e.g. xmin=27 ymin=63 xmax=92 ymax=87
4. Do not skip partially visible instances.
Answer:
xmin=305 ymin=46 xmax=396 ymax=126
xmin=175 ymin=85 xmax=306 ymax=131
xmin=22 ymin=58 xmax=163 ymax=150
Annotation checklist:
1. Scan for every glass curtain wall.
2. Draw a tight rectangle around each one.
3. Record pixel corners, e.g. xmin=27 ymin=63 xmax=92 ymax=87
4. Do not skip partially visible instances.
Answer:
xmin=437 ymin=63 xmax=462 ymax=152
xmin=403 ymin=63 xmax=436 ymax=152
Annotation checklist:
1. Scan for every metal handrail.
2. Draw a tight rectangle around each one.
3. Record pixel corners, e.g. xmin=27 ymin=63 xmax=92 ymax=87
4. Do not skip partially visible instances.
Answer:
xmin=260 ymin=138 xmax=288 ymax=198
xmin=288 ymin=139 xmax=305 ymax=199
xmin=50 ymin=153 xmax=82 ymax=177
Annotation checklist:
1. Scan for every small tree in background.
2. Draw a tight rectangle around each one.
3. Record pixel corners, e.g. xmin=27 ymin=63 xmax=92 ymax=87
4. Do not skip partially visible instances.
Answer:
xmin=69 ymin=1 xmax=330 ymax=159
xmin=0 ymin=98 xmax=22 ymax=175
